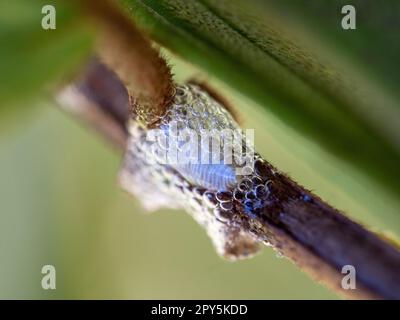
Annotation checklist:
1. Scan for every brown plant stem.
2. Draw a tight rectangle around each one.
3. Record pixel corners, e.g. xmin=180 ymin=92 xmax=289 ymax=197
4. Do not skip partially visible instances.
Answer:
xmin=57 ymin=60 xmax=400 ymax=300
xmin=79 ymin=0 xmax=174 ymax=126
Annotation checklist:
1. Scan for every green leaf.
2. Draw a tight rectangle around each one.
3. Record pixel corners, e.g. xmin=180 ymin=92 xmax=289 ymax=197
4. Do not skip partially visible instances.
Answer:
xmin=122 ymin=0 xmax=400 ymax=198
xmin=0 ymin=0 xmax=93 ymax=128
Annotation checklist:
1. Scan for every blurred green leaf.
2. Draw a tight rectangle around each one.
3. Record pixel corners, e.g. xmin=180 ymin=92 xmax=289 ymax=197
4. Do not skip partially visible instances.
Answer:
xmin=0 ymin=0 xmax=93 ymax=128
xmin=269 ymin=0 xmax=400 ymax=98
xmin=122 ymin=0 xmax=400 ymax=198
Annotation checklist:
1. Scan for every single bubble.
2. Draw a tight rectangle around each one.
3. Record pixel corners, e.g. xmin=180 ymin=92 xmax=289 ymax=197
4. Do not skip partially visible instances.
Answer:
xmin=214 ymin=208 xmax=230 ymax=222
xmin=220 ymin=201 xmax=233 ymax=211
xmin=203 ymin=191 xmax=218 ymax=208
xmin=233 ymin=189 xmax=245 ymax=201
xmin=238 ymin=178 xmax=253 ymax=192
xmin=255 ymin=184 xmax=267 ymax=198
xmin=216 ymin=190 xmax=233 ymax=202
xmin=254 ymin=159 xmax=269 ymax=178
xmin=193 ymin=187 xmax=206 ymax=199
xmin=245 ymin=191 xmax=256 ymax=200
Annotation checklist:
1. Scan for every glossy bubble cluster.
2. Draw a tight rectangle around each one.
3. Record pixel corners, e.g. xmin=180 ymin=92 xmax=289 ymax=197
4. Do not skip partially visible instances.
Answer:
xmin=141 ymin=84 xmax=256 ymax=192
xmin=161 ymin=84 xmax=238 ymax=131
xmin=236 ymin=158 xmax=271 ymax=216
xmin=120 ymin=84 xmax=271 ymax=259
xmin=204 ymin=157 xmax=272 ymax=221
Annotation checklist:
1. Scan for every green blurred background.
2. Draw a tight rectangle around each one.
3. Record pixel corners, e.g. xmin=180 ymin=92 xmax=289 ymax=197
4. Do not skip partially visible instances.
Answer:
xmin=1 ymin=0 xmax=400 ymax=299
xmin=1 ymin=54 xmax=399 ymax=299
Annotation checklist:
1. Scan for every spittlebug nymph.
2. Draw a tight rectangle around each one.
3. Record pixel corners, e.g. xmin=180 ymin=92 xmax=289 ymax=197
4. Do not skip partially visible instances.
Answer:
xmin=119 ymin=84 xmax=272 ymax=260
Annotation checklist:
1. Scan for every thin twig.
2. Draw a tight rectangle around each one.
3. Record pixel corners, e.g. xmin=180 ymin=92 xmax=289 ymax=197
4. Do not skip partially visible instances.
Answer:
xmin=57 ymin=60 xmax=400 ymax=300
xmin=57 ymin=58 xmax=129 ymax=150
